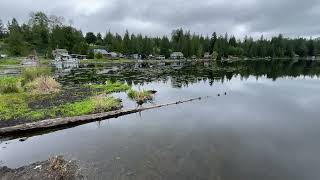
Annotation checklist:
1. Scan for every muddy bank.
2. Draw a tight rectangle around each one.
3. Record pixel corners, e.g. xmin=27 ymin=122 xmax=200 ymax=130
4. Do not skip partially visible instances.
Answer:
xmin=0 ymin=156 xmax=84 ymax=180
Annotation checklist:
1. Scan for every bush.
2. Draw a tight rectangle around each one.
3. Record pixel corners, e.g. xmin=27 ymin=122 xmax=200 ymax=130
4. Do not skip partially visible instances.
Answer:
xmin=21 ymin=67 xmax=52 ymax=84
xmin=127 ymin=89 xmax=153 ymax=105
xmin=95 ymin=52 xmax=103 ymax=59
xmin=25 ymin=76 xmax=61 ymax=94
xmin=0 ymin=76 xmax=22 ymax=94
xmin=91 ymin=95 xmax=122 ymax=113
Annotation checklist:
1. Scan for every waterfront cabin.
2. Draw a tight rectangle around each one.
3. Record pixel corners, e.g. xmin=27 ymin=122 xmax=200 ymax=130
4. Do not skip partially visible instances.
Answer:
xmin=203 ymin=52 xmax=212 ymax=59
xmin=70 ymin=54 xmax=87 ymax=60
xmin=156 ymin=55 xmax=166 ymax=60
xmin=170 ymin=52 xmax=184 ymax=59
xmin=93 ymin=49 xmax=108 ymax=57
xmin=106 ymin=52 xmax=118 ymax=59
xmin=53 ymin=49 xmax=69 ymax=58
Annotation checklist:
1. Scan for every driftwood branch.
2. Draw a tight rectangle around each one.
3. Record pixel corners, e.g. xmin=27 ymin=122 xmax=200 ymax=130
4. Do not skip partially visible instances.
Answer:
xmin=0 ymin=96 xmax=208 ymax=136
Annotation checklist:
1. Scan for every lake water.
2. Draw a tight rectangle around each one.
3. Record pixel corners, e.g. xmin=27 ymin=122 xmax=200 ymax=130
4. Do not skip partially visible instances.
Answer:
xmin=1 ymin=60 xmax=320 ymax=179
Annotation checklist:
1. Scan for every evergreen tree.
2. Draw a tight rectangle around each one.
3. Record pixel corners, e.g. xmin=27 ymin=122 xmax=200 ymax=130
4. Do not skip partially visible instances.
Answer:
xmin=85 ymin=32 xmax=97 ymax=44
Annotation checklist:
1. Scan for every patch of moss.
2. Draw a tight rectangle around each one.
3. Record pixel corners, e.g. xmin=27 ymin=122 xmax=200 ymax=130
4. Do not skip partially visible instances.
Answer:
xmin=89 ymin=80 xmax=131 ymax=93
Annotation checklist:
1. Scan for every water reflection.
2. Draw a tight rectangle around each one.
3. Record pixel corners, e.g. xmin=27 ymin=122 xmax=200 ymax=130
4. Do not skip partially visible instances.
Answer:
xmin=1 ymin=60 xmax=320 ymax=180
xmin=58 ymin=60 xmax=320 ymax=87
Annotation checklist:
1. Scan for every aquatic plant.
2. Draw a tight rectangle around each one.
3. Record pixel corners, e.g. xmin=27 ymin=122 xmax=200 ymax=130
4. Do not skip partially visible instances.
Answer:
xmin=0 ymin=76 xmax=22 ymax=94
xmin=127 ymin=89 xmax=153 ymax=105
xmin=89 ymin=80 xmax=131 ymax=93
xmin=91 ymin=94 xmax=122 ymax=113
xmin=25 ymin=76 xmax=61 ymax=94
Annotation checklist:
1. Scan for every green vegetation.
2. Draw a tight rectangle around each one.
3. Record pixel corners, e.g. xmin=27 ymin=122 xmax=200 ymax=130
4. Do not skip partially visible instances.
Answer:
xmin=0 ymin=58 xmax=21 ymax=65
xmin=0 ymin=70 xmax=124 ymax=122
xmin=0 ymin=93 xmax=121 ymax=121
xmin=1 ymin=11 xmax=320 ymax=59
xmin=127 ymin=89 xmax=153 ymax=104
xmin=89 ymin=80 xmax=131 ymax=93
xmin=0 ymin=76 xmax=22 ymax=94
xmin=62 ymin=95 xmax=121 ymax=117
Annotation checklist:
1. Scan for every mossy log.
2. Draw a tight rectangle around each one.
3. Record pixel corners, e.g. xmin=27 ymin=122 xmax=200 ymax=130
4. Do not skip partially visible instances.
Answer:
xmin=0 ymin=97 xmax=208 ymax=136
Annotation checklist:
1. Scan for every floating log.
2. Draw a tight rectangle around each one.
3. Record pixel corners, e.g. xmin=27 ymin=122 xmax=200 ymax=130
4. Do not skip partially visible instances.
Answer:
xmin=0 ymin=97 xmax=208 ymax=136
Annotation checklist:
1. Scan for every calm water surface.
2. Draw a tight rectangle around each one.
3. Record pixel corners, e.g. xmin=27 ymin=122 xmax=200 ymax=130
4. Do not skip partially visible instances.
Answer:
xmin=1 ymin=60 xmax=320 ymax=179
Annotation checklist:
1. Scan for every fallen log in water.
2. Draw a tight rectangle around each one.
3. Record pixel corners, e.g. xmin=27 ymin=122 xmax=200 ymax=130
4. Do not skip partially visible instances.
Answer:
xmin=0 ymin=96 xmax=208 ymax=136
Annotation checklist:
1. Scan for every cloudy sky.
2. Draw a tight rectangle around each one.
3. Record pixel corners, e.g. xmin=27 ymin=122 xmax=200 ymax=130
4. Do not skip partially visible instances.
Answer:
xmin=0 ymin=0 xmax=320 ymax=38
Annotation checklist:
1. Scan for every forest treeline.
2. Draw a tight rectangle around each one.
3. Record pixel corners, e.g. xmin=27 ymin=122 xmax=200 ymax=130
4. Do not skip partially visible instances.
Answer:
xmin=0 ymin=12 xmax=319 ymax=59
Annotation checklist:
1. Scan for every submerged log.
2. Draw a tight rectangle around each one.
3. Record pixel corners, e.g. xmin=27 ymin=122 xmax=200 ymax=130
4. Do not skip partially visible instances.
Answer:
xmin=0 ymin=97 xmax=208 ymax=136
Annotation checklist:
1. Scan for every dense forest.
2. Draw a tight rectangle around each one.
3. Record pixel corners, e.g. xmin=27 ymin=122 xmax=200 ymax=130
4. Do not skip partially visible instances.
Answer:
xmin=0 ymin=12 xmax=320 ymax=59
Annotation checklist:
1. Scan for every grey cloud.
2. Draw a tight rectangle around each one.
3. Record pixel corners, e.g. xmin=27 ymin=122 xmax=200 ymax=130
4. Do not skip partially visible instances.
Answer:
xmin=0 ymin=0 xmax=320 ymax=38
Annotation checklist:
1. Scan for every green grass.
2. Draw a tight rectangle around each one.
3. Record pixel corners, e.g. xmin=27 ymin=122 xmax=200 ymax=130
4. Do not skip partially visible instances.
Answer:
xmin=0 ymin=76 xmax=22 ymax=94
xmin=89 ymin=80 xmax=131 ymax=93
xmin=0 ymin=93 xmax=122 ymax=121
xmin=127 ymin=89 xmax=153 ymax=104
xmin=0 ymin=58 xmax=21 ymax=65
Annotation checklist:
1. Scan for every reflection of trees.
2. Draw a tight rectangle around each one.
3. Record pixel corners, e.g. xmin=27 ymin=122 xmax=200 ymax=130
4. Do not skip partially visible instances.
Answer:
xmin=58 ymin=60 xmax=320 ymax=87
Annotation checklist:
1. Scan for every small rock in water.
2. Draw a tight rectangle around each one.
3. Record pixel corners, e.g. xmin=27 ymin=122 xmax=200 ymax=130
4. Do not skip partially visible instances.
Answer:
xmin=224 ymin=92 xmax=227 ymax=95
xmin=19 ymin=138 xmax=27 ymax=142
xmin=217 ymin=94 xmax=220 ymax=96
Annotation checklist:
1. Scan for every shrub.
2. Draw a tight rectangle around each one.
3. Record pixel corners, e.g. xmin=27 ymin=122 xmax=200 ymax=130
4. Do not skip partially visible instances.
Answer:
xmin=95 ymin=52 xmax=103 ymax=59
xmin=127 ymin=89 xmax=153 ymax=105
xmin=91 ymin=95 xmax=122 ymax=113
xmin=21 ymin=67 xmax=52 ymax=84
xmin=25 ymin=76 xmax=61 ymax=94
xmin=0 ymin=76 xmax=22 ymax=94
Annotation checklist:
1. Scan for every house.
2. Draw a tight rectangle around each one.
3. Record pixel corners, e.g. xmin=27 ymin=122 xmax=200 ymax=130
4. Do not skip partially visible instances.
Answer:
xmin=70 ymin=54 xmax=87 ymax=60
xmin=156 ymin=55 xmax=166 ymax=60
xmin=106 ymin=52 xmax=118 ymax=58
xmin=191 ymin=55 xmax=197 ymax=60
xmin=93 ymin=49 xmax=108 ymax=56
xmin=132 ymin=54 xmax=139 ymax=60
xmin=170 ymin=52 xmax=184 ymax=59
xmin=53 ymin=49 xmax=68 ymax=58
xmin=203 ymin=52 xmax=211 ymax=59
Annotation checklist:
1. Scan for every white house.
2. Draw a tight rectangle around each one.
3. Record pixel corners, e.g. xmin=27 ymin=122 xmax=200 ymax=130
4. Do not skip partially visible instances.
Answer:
xmin=170 ymin=52 xmax=184 ymax=59
xmin=93 ymin=49 xmax=108 ymax=56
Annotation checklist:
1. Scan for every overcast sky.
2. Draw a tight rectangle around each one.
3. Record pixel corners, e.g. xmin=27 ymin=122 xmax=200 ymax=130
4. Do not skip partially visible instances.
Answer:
xmin=0 ymin=0 xmax=320 ymax=38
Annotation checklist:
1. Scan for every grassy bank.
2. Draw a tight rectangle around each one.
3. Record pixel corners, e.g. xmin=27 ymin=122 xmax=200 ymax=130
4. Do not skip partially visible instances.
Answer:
xmin=0 ymin=71 xmax=131 ymax=124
